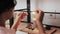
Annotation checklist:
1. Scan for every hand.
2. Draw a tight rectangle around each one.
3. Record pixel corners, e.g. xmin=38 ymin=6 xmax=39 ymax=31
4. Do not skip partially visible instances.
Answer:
xmin=18 ymin=12 xmax=28 ymax=19
xmin=11 ymin=12 xmax=28 ymax=31
xmin=33 ymin=10 xmax=42 ymax=21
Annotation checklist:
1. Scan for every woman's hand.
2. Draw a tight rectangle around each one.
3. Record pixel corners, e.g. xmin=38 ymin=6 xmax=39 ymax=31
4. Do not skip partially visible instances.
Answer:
xmin=11 ymin=12 xmax=28 ymax=31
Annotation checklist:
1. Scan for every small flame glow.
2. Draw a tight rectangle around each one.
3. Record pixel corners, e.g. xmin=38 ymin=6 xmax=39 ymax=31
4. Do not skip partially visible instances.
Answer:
xmin=31 ymin=12 xmax=36 ymax=14
xmin=32 ymin=17 xmax=37 ymax=21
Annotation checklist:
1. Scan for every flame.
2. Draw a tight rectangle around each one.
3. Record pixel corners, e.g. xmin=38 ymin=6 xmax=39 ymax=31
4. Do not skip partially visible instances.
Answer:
xmin=31 ymin=12 xmax=36 ymax=14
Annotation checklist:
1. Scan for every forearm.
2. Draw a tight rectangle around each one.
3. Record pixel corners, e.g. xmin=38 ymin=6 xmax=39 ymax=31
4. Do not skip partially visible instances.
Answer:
xmin=11 ymin=16 xmax=23 ymax=31
xmin=35 ymin=20 xmax=46 ymax=34
xmin=11 ymin=19 xmax=21 ymax=31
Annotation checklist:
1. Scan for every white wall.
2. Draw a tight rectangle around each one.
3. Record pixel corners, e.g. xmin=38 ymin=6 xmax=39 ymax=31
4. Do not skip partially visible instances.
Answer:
xmin=30 ymin=0 xmax=37 ymax=11
xmin=38 ymin=0 xmax=60 ymax=12
xmin=15 ymin=0 xmax=37 ymax=11
xmin=15 ymin=0 xmax=27 ymax=10
xmin=15 ymin=0 xmax=60 ymax=12
xmin=38 ymin=0 xmax=44 ymax=10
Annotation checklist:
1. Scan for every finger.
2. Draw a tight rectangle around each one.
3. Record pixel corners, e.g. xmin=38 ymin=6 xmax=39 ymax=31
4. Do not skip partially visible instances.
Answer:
xmin=18 ymin=12 xmax=23 ymax=16
xmin=18 ymin=12 xmax=28 ymax=19
xmin=18 ymin=12 xmax=28 ymax=16
xmin=36 ymin=10 xmax=41 ymax=14
xmin=36 ymin=10 xmax=39 ymax=13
